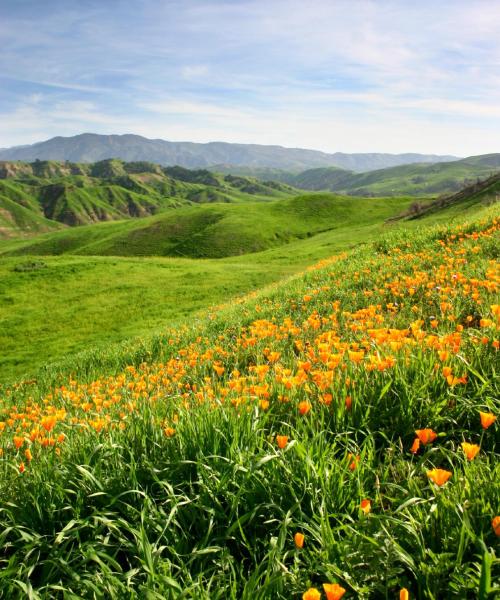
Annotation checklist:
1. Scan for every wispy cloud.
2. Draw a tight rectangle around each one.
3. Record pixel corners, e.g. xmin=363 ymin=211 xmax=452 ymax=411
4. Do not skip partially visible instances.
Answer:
xmin=0 ymin=0 xmax=499 ymax=153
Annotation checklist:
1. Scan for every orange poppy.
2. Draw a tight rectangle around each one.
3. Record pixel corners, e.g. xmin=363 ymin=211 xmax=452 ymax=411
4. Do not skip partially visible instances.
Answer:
xmin=479 ymin=412 xmax=496 ymax=429
xmin=492 ymin=516 xmax=500 ymax=536
xmin=323 ymin=583 xmax=346 ymax=600
xmin=427 ymin=468 xmax=452 ymax=486
xmin=13 ymin=435 xmax=24 ymax=449
xmin=303 ymin=588 xmax=321 ymax=600
xmin=19 ymin=462 xmax=25 ymax=474
xmin=298 ymin=401 xmax=311 ymax=415
xmin=410 ymin=438 xmax=420 ymax=454
xmin=276 ymin=435 xmax=289 ymax=449
xmin=360 ymin=499 xmax=371 ymax=514
xmin=348 ymin=453 xmax=360 ymax=471
xmin=400 ymin=589 xmax=410 ymax=600
xmin=461 ymin=442 xmax=480 ymax=460
xmin=294 ymin=532 xmax=305 ymax=548
xmin=415 ymin=429 xmax=437 ymax=445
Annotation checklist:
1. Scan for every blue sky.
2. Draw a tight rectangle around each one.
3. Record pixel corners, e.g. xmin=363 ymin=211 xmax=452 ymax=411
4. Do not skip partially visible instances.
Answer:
xmin=1 ymin=0 xmax=499 ymax=154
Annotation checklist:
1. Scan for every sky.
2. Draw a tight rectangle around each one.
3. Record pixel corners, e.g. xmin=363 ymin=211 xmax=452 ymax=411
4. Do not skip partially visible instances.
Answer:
xmin=1 ymin=0 xmax=499 ymax=155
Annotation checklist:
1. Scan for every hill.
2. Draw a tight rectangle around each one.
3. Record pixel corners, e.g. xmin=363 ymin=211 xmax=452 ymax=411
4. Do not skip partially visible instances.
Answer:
xmin=274 ymin=154 xmax=500 ymax=196
xmin=0 ymin=133 xmax=458 ymax=171
xmin=0 ymin=178 xmax=494 ymax=382
xmin=0 ymin=203 xmax=498 ymax=598
xmin=0 ymin=159 xmax=296 ymax=237
xmin=1 ymin=194 xmax=413 ymax=259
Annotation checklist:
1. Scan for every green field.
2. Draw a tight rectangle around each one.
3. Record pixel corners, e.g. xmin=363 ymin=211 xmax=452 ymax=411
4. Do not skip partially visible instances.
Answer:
xmin=0 ymin=194 xmax=415 ymax=382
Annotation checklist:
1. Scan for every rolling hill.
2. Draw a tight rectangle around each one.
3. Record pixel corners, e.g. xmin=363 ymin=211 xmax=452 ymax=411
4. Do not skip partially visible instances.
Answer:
xmin=0 ymin=194 xmax=413 ymax=259
xmin=290 ymin=155 xmax=500 ymax=196
xmin=0 ymin=133 xmax=458 ymax=171
xmin=213 ymin=154 xmax=500 ymax=197
xmin=0 ymin=159 xmax=296 ymax=237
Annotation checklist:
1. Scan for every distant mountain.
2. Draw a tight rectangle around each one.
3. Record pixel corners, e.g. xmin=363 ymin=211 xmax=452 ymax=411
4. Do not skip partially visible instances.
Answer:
xmin=0 ymin=133 xmax=459 ymax=172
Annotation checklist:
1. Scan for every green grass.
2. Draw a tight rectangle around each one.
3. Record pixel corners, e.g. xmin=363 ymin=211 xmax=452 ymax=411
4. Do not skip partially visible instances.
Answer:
xmin=1 ymin=194 xmax=412 ymax=258
xmin=0 ymin=191 xmax=492 ymax=383
xmin=0 ymin=204 xmax=498 ymax=598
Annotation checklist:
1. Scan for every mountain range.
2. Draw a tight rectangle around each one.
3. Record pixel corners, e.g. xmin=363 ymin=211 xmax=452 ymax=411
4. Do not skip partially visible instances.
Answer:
xmin=0 ymin=133 xmax=459 ymax=172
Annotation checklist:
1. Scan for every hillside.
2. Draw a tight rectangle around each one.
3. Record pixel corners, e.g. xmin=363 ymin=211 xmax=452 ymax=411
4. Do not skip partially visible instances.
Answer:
xmin=281 ymin=154 xmax=500 ymax=196
xmin=0 ymin=203 xmax=498 ymax=598
xmin=0 ymin=159 xmax=296 ymax=237
xmin=0 ymin=180 xmax=494 ymax=382
xmin=0 ymin=133 xmax=458 ymax=171
xmin=1 ymin=194 xmax=413 ymax=259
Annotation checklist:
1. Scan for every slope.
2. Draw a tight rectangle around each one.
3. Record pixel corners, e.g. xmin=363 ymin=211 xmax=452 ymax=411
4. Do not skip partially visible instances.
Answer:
xmin=2 ymin=194 xmax=413 ymax=259
xmin=0 ymin=205 xmax=498 ymax=599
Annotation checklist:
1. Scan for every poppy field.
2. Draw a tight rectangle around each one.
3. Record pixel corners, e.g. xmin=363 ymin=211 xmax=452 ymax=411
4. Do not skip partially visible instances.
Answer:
xmin=0 ymin=206 xmax=498 ymax=598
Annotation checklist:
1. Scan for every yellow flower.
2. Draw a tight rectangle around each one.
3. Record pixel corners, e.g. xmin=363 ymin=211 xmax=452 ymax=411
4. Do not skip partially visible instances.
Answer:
xmin=427 ymin=468 xmax=452 ymax=486
xmin=303 ymin=588 xmax=321 ymax=600
xmin=461 ymin=442 xmax=480 ymax=460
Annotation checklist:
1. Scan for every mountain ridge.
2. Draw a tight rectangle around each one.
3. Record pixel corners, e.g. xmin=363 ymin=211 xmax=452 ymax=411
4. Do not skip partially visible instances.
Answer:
xmin=0 ymin=133 xmax=459 ymax=172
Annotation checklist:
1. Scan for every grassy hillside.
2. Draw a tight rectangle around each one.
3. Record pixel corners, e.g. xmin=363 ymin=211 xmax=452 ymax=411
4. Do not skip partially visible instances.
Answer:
xmin=0 ymin=159 xmax=297 ymax=236
xmin=0 ymin=194 xmax=413 ymax=259
xmin=0 ymin=186 xmax=493 ymax=384
xmin=225 ymin=154 xmax=500 ymax=197
xmin=0 ymin=204 xmax=497 ymax=598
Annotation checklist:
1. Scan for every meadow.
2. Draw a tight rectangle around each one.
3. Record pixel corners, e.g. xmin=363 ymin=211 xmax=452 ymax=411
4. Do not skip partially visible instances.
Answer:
xmin=0 ymin=200 xmax=498 ymax=598
xmin=0 ymin=194 xmax=414 ymax=382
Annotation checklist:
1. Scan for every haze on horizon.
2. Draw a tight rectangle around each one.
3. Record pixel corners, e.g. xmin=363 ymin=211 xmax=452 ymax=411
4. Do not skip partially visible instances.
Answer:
xmin=1 ymin=0 xmax=499 ymax=156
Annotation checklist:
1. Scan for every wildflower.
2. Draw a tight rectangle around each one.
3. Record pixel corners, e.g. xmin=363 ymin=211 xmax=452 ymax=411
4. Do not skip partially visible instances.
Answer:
xmin=415 ymin=429 xmax=437 ymax=445
xmin=303 ymin=588 xmax=321 ymax=600
xmin=345 ymin=395 xmax=352 ymax=411
xmin=40 ymin=415 xmax=57 ymax=432
xmin=360 ymin=499 xmax=371 ymax=514
xmin=348 ymin=453 xmax=360 ymax=471
xmin=323 ymin=583 xmax=346 ymax=600
xmin=492 ymin=516 xmax=500 ymax=536
xmin=25 ymin=448 xmax=33 ymax=461
xmin=400 ymin=589 xmax=410 ymax=600
xmin=427 ymin=468 xmax=452 ymax=486
xmin=19 ymin=462 xmax=25 ymax=474
xmin=410 ymin=438 xmax=420 ymax=454
xmin=294 ymin=532 xmax=305 ymax=548
xmin=13 ymin=435 xmax=24 ymax=449
xmin=479 ymin=412 xmax=496 ymax=429
xmin=163 ymin=427 xmax=176 ymax=437
xmin=213 ymin=364 xmax=225 ymax=377
xmin=461 ymin=442 xmax=480 ymax=460
xmin=298 ymin=401 xmax=311 ymax=416
xmin=276 ymin=435 xmax=289 ymax=449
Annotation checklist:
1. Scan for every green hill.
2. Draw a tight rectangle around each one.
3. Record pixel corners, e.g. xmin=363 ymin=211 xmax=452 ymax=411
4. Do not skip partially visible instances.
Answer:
xmin=226 ymin=154 xmax=500 ymax=197
xmin=2 ymin=194 xmax=413 ymax=259
xmin=0 ymin=159 xmax=297 ymax=236
xmin=0 ymin=201 xmax=498 ymax=598
xmin=0 ymin=180 xmax=495 ymax=382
